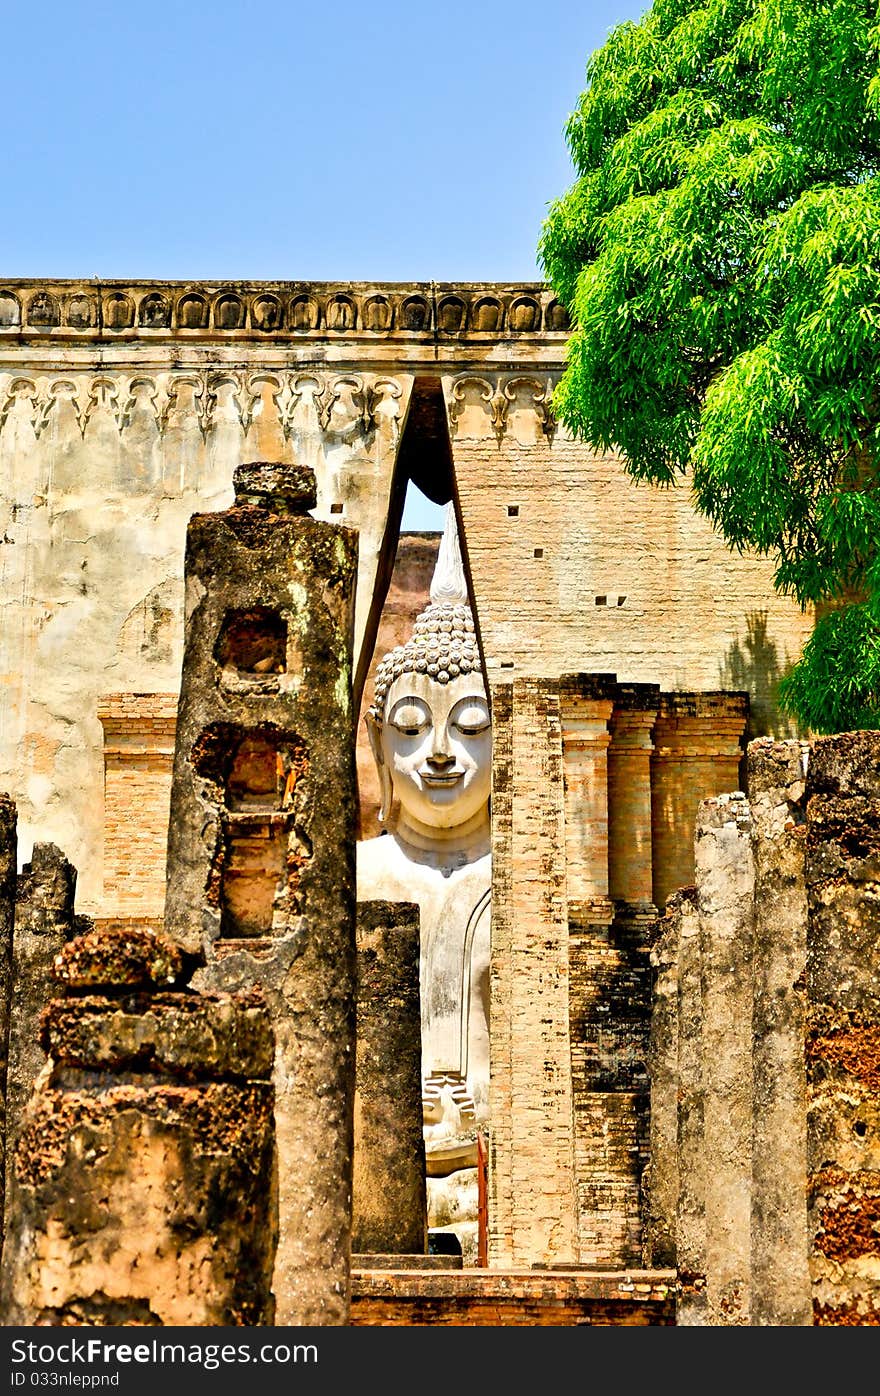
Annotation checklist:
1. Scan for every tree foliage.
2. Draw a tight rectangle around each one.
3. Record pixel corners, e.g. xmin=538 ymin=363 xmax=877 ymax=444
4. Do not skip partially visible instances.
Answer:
xmin=539 ymin=0 xmax=880 ymax=732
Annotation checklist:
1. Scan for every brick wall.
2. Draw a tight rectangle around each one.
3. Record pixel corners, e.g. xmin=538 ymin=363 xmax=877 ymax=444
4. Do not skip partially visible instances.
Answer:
xmin=489 ymin=676 xmax=748 ymax=1271
xmin=97 ymin=694 xmax=177 ymax=918
xmin=350 ymin=1266 xmax=676 ymax=1325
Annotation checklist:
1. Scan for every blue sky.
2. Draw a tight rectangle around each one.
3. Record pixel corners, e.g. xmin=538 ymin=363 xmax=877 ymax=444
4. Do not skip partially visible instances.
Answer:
xmin=5 ymin=0 xmax=649 ymax=525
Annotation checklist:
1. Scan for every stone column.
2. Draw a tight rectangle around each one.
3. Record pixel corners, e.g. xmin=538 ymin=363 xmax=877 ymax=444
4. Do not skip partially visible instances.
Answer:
xmin=3 ymin=842 xmax=78 ymax=1237
xmin=0 ymin=795 xmax=15 ymax=1250
xmin=651 ymin=692 xmax=748 ymax=911
xmin=353 ymin=900 xmax=427 ymax=1256
xmin=643 ymin=891 xmax=682 ymax=1270
xmin=1 ymin=925 xmax=276 ymax=1326
xmin=804 ymin=731 xmax=880 ymax=1326
xmin=488 ymin=679 xmax=578 ymax=1268
xmin=748 ymin=738 xmax=811 ymax=1326
xmin=559 ymin=674 xmax=614 ymax=915
xmin=675 ymin=887 xmax=707 ymax=1325
xmin=164 ymin=461 xmax=359 ymax=1325
xmin=695 ymin=792 xmax=754 ymax=1326
xmin=608 ymin=687 xmax=659 ymax=911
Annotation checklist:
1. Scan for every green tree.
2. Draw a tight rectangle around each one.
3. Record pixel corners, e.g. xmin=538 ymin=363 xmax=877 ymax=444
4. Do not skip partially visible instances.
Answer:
xmin=539 ymin=0 xmax=880 ymax=732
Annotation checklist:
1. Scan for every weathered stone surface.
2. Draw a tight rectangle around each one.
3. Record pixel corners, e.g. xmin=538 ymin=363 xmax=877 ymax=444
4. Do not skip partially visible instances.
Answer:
xmin=53 ymin=924 xmax=184 ymax=992
xmin=41 ymin=990 xmax=274 ymax=1080
xmin=805 ymin=730 xmax=880 ymax=1325
xmin=168 ymin=461 xmax=358 ymax=1325
xmin=352 ymin=901 xmax=426 ymax=1255
xmin=4 ymin=844 xmax=78 ymax=1227
xmin=233 ymin=460 xmax=317 ymax=511
xmin=671 ymin=886 xmax=706 ymax=1325
xmin=0 ymin=794 xmax=16 ymax=1249
xmin=2 ymin=921 xmax=277 ymax=1330
xmin=695 ymin=792 xmax=754 ymax=1326
xmin=643 ymin=731 xmax=880 ymax=1326
xmin=747 ymin=738 xmax=811 ymax=1326
xmin=642 ymin=892 xmax=683 ymax=1270
xmin=1 ymin=1078 xmax=276 ymax=1326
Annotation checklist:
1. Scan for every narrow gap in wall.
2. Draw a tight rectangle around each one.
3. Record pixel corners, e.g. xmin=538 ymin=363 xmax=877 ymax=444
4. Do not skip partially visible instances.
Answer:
xmin=353 ymin=376 xmax=452 ymax=712
xmin=354 ymin=376 xmax=451 ymax=839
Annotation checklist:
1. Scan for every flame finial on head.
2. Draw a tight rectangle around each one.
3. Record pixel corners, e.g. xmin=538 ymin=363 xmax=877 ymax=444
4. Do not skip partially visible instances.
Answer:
xmin=430 ymin=502 xmax=469 ymax=606
xmin=369 ymin=503 xmax=481 ymax=722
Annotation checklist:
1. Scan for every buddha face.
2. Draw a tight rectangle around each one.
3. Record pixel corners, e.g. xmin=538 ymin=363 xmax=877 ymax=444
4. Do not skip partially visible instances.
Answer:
xmin=377 ymin=671 xmax=491 ymax=833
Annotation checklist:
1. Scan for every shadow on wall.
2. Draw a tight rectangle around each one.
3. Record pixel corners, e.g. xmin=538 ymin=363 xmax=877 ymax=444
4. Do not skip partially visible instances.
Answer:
xmin=719 ymin=611 xmax=794 ymax=740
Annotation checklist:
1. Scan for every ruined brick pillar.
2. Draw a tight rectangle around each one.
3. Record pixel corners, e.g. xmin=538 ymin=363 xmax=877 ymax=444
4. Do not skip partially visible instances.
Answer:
xmin=163 ymin=461 xmax=358 ymax=1325
xmin=488 ymin=679 xmax=578 ymax=1267
xmin=1 ymin=925 xmax=276 ymax=1326
xmin=562 ymin=676 xmax=649 ymax=1266
xmin=3 ymin=843 xmax=79 ymax=1238
xmin=695 ymin=792 xmax=755 ymax=1326
xmin=353 ymin=900 xmax=427 ymax=1256
xmin=651 ymin=693 xmax=748 ymax=912
xmin=748 ymin=739 xmax=811 ymax=1326
xmin=804 ymin=731 xmax=880 ymax=1325
xmin=608 ymin=688 xmax=659 ymax=910
xmin=0 ymin=795 xmax=15 ymax=1249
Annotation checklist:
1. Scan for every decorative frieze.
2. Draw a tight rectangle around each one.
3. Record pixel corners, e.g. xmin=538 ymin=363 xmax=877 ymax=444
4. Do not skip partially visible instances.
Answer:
xmin=0 ymin=282 xmax=570 ymax=342
xmin=0 ymin=369 xmax=404 ymax=445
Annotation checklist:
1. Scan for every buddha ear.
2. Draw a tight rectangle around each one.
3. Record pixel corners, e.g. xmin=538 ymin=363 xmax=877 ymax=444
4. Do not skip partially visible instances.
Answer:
xmin=365 ymin=712 xmax=393 ymax=826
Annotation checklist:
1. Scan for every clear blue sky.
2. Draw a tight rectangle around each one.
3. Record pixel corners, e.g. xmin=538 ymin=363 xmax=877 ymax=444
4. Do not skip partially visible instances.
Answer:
xmin=4 ymin=0 xmax=649 ymax=525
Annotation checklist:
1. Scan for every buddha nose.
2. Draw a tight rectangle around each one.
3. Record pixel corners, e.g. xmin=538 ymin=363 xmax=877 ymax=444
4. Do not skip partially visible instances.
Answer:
xmin=427 ymin=728 xmax=455 ymax=768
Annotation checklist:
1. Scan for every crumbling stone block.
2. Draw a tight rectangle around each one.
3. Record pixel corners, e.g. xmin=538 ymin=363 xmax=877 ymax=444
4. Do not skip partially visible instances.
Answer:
xmin=3 ymin=843 xmax=78 ymax=1235
xmin=53 ymin=922 xmax=184 ymax=992
xmin=0 ymin=924 xmax=277 ymax=1326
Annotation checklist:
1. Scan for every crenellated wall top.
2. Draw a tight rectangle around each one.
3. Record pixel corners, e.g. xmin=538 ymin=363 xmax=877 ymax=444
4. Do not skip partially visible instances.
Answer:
xmin=0 ymin=280 xmax=570 ymax=347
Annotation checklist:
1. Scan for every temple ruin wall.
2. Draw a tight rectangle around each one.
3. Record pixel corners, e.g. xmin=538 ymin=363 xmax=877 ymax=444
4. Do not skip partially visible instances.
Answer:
xmin=0 ymin=280 xmax=813 ymax=923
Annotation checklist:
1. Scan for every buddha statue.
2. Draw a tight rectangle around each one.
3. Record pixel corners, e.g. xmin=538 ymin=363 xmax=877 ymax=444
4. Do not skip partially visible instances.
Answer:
xmin=357 ymin=505 xmax=491 ymax=1254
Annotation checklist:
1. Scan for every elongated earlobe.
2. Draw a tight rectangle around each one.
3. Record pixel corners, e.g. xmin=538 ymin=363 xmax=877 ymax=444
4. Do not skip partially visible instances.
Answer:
xmin=365 ymin=712 xmax=393 ymax=825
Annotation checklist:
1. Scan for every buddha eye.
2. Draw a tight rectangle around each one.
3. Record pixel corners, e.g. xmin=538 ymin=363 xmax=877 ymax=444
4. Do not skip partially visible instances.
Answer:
xmin=389 ymin=700 xmax=430 ymax=736
xmin=453 ymin=702 xmax=490 ymax=735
